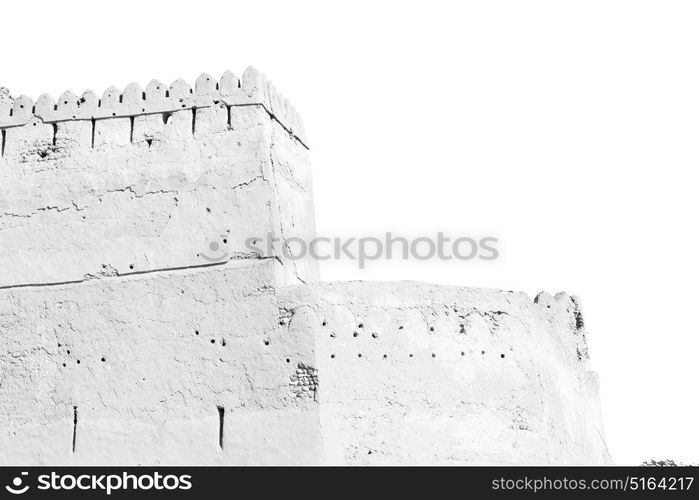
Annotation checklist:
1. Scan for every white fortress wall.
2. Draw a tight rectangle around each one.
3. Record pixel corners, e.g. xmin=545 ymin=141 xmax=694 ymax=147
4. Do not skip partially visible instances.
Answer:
xmin=0 ymin=68 xmax=317 ymax=288
xmin=279 ymin=282 xmax=611 ymax=465
xmin=0 ymin=68 xmax=611 ymax=465
xmin=0 ymin=260 xmax=320 ymax=465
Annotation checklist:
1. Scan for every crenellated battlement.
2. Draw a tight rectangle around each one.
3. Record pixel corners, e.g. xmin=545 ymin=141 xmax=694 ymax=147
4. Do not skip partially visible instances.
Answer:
xmin=0 ymin=67 xmax=307 ymax=147
xmin=0 ymin=66 xmax=317 ymax=289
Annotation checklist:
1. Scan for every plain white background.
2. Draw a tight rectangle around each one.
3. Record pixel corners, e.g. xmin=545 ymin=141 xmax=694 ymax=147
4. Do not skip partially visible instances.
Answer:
xmin=2 ymin=0 xmax=697 ymax=465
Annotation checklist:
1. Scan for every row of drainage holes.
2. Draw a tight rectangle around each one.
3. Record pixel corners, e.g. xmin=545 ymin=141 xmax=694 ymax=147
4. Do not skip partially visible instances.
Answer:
xmin=330 ymin=321 xmax=493 ymax=336
xmin=323 ymin=323 xmax=444 ymax=334
xmin=340 ymin=324 xmax=463 ymax=339
xmin=61 ymin=356 xmax=107 ymax=367
xmin=329 ymin=352 xmax=507 ymax=359
xmin=196 ymin=330 xmax=273 ymax=347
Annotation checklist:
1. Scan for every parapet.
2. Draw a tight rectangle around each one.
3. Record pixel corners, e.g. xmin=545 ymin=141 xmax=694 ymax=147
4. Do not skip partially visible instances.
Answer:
xmin=0 ymin=67 xmax=307 ymax=148
xmin=0 ymin=67 xmax=317 ymax=288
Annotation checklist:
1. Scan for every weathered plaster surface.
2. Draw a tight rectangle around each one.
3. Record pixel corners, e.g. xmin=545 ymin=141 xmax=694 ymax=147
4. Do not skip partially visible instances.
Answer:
xmin=0 ymin=68 xmax=317 ymax=288
xmin=280 ymin=282 xmax=611 ymax=465
xmin=0 ymin=263 xmax=610 ymax=465
xmin=0 ymin=69 xmax=611 ymax=464
xmin=0 ymin=260 xmax=319 ymax=465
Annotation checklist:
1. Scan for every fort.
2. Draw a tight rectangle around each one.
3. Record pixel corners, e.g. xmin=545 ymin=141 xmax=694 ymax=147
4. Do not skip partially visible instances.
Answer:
xmin=0 ymin=68 xmax=611 ymax=464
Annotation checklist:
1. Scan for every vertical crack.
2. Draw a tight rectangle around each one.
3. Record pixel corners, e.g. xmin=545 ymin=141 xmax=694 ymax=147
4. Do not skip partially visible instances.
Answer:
xmin=217 ymin=405 xmax=225 ymax=450
xmin=72 ymin=406 xmax=78 ymax=453
xmin=1 ymin=129 xmax=6 ymax=157
xmin=90 ymin=119 xmax=96 ymax=148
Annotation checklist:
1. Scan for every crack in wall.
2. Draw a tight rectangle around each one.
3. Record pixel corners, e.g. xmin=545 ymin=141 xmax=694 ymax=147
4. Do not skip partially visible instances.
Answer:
xmin=0 ymin=176 xmax=264 ymax=221
xmin=0 ymin=186 xmax=178 ymax=220
xmin=0 ymin=254 xmax=281 ymax=291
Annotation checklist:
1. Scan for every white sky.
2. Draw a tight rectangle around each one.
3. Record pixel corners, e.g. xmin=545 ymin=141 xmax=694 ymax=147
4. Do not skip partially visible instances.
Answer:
xmin=2 ymin=0 xmax=697 ymax=465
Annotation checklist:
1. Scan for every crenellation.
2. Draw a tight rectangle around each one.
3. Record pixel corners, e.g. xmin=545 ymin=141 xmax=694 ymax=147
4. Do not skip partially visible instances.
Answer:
xmin=169 ymin=78 xmax=192 ymax=100
xmin=57 ymin=90 xmax=80 ymax=117
xmin=12 ymin=95 xmax=33 ymax=122
xmin=195 ymin=72 xmax=216 ymax=96
xmin=122 ymin=82 xmax=143 ymax=108
xmin=218 ymin=70 xmax=239 ymax=95
xmin=0 ymin=67 xmax=307 ymax=146
xmin=80 ymin=89 xmax=100 ymax=113
xmin=239 ymin=66 xmax=267 ymax=104
xmin=35 ymin=93 xmax=55 ymax=116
